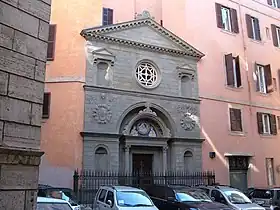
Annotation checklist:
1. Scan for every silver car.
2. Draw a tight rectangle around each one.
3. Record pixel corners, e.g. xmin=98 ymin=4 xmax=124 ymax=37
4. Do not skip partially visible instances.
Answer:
xmin=198 ymin=185 xmax=266 ymax=210
xmin=93 ymin=185 xmax=159 ymax=210
xmin=37 ymin=196 xmax=73 ymax=210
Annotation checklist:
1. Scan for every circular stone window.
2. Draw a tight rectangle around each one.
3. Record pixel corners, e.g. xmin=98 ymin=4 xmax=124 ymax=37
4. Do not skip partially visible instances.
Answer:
xmin=135 ymin=61 xmax=161 ymax=89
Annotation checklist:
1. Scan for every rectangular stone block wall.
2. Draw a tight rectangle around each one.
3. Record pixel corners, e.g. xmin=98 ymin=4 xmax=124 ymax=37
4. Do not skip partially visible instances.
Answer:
xmin=0 ymin=0 xmax=51 ymax=209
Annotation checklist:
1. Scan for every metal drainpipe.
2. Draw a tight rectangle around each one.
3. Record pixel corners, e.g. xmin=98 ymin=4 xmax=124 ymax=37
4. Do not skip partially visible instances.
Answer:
xmin=237 ymin=1 xmax=254 ymax=187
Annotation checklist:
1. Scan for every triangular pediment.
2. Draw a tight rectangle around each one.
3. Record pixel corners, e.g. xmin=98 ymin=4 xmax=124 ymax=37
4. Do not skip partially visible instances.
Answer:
xmin=81 ymin=17 xmax=204 ymax=59
xmin=93 ymin=48 xmax=114 ymax=56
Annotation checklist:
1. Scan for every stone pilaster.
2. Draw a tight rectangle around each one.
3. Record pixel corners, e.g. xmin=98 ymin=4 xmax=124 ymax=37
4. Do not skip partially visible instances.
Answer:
xmin=0 ymin=0 xmax=51 ymax=209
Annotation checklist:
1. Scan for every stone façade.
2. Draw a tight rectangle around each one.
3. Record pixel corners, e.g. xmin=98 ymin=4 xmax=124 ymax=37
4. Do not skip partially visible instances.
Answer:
xmin=81 ymin=13 xmax=204 ymax=173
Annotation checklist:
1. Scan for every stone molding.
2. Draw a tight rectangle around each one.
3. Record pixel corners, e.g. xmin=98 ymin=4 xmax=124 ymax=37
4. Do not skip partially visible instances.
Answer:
xmin=84 ymin=85 xmax=201 ymax=104
xmin=0 ymin=147 xmax=44 ymax=166
xmin=80 ymin=18 xmax=204 ymax=59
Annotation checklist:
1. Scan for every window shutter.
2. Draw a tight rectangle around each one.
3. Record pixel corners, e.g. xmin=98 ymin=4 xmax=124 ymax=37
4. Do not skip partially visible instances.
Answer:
xmin=47 ymin=24 xmax=56 ymax=61
xmin=230 ymin=108 xmax=237 ymax=131
xmin=108 ymin=8 xmax=113 ymax=25
xmin=255 ymin=63 xmax=260 ymax=92
xmin=236 ymin=56 xmax=242 ymax=87
xmin=246 ymin=14 xmax=253 ymax=38
xmin=264 ymin=64 xmax=273 ymax=93
xmin=270 ymin=114 xmax=277 ymax=135
xmin=230 ymin=8 xmax=239 ymax=33
xmin=257 ymin=112 xmax=264 ymax=134
xmin=225 ymin=54 xmax=234 ymax=86
xmin=271 ymin=24 xmax=278 ymax=47
xmin=278 ymin=70 xmax=280 ymax=91
xmin=215 ymin=3 xmax=223 ymax=29
xmin=267 ymin=0 xmax=272 ymax=5
xmin=42 ymin=92 xmax=51 ymax=119
xmin=102 ymin=8 xmax=107 ymax=25
xmin=277 ymin=116 xmax=280 ymax=129
xmin=230 ymin=108 xmax=242 ymax=132
xmin=255 ymin=18 xmax=261 ymax=41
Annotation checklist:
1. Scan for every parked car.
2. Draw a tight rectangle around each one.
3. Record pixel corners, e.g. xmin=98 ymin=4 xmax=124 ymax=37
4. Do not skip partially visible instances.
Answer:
xmin=197 ymin=185 xmax=266 ymax=210
xmin=93 ymin=185 xmax=158 ymax=210
xmin=144 ymin=184 xmax=234 ymax=210
xmin=247 ymin=187 xmax=280 ymax=210
xmin=38 ymin=184 xmax=80 ymax=210
xmin=37 ymin=196 xmax=73 ymax=210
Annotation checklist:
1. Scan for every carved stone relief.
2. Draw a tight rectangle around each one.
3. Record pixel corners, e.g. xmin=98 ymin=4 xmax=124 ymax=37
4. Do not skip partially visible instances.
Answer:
xmin=90 ymin=93 xmax=116 ymax=124
xmin=177 ymin=105 xmax=198 ymax=131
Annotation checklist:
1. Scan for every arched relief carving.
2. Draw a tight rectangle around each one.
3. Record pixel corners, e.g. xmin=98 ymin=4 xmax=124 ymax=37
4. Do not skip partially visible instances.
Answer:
xmin=122 ymin=105 xmax=171 ymax=137
xmin=117 ymin=102 xmax=176 ymax=135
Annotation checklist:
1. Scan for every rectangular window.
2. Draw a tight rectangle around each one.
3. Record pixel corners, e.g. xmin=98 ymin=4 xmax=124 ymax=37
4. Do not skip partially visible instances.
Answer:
xmin=255 ymin=64 xmax=273 ymax=94
xmin=229 ymin=108 xmax=243 ymax=132
xmin=271 ymin=24 xmax=280 ymax=47
xmin=256 ymin=65 xmax=266 ymax=93
xmin=215 ymin=3 xmax=239 ymax=33
xmin=246 ymin=14 xmax=261 ymax=41
xmin=225 ymin=54 xmax=241 ymax=88
xmin=42 ymin=92 xmax=51 ymax=119
xmin=262 ymin=114 xmax=271 ymax=134
xmin=102 ymin=8 xmax=113 ymax=26
xmin=257 ymin=112 xmax=277 ymax=135
xmin=47 ymin=24 xmax=57 ymax=61
xmin=221 ymin=7 xmax=231 ymax=31
xmin=266 ymin=158 xmax=275 ymax=186
xmin=268 ymin=0 xmax=280 ymax=8
xmin=272 ymin=0 xmax=278 ymax=8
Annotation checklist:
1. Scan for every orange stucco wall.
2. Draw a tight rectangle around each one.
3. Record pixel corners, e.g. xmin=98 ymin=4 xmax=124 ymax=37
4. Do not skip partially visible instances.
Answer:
xmin=102 ymin=0 xmax=280 ymax=187
xmin=39 ymin=0 xmax=102 ymax=187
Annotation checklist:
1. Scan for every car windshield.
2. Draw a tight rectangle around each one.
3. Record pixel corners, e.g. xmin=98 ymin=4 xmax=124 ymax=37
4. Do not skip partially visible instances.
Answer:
xmin=116 ymin=191 xmax=154 ymax=207
xmin=176 ymin=190 xmax=212 ymax=202
xmin=223 ymin=190 xmax=252 ymax=204
xmin=37 ymin=202 xmax=72 ymax=210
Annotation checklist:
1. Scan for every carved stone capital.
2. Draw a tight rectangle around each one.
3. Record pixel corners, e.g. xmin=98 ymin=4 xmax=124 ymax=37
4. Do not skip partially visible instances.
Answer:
xmin=0 ymin=147 xmax=44 ymax=166
xmin=124 ymin=145 xmax=131 ymax=152
xmin=162 ymin=146 xmax=168 ymax=152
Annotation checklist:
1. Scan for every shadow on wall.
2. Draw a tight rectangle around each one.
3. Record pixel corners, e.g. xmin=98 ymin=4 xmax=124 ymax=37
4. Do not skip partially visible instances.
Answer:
xmin=39 ymin=156 xmax=73 ymax=188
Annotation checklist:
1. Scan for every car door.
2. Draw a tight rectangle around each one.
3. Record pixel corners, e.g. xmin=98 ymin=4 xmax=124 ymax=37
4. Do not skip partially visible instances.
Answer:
xmin=165 ymin=187 xmax=179 ymax=210
xmin=104 ymin=190 xmax=115 ymax=210
xmin=96 ymin=189 xmax=108 ymax=210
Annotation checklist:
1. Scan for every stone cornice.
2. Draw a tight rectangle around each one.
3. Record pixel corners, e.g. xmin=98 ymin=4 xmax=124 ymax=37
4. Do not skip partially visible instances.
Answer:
xmin=84 ymin=85 xmax=201 ymax=104
xmin=84 ymin=34 xmax=201 ymax=59
xmin=0 ymin=147 xmax=44 ymax=166
xmin=81 ymin=132 xmax=204 ymax=143
xmin=80 ymin=18 xmax=204 ymax=59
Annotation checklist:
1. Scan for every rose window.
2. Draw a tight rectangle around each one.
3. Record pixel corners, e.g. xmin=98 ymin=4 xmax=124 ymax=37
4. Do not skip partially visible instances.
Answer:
xmin=135 ymin=62 xmax=160 ymax=88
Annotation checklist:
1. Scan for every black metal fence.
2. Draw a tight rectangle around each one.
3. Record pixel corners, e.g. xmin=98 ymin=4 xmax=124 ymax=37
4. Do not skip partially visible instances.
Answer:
xmin=73 ymin=170 xmax=215 ymax=207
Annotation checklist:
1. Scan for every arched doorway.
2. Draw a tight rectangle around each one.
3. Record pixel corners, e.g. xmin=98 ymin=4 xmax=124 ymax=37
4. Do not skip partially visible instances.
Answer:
xmin=118 ymin=104 xmax=173 ymax=174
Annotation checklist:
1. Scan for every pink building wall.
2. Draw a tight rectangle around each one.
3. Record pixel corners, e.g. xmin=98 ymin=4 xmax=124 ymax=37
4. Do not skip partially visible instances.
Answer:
xmin=103 ymin=0 xmax=280 ymax=187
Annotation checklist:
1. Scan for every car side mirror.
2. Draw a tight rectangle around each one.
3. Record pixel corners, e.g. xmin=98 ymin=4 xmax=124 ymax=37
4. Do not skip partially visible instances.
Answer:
xmin=106 ymin=200 xmax=113 ymax=207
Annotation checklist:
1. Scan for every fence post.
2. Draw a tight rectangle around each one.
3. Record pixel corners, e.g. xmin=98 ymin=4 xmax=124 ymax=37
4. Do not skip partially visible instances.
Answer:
xmin=73 ymin=170 xmax=79 ymax=194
